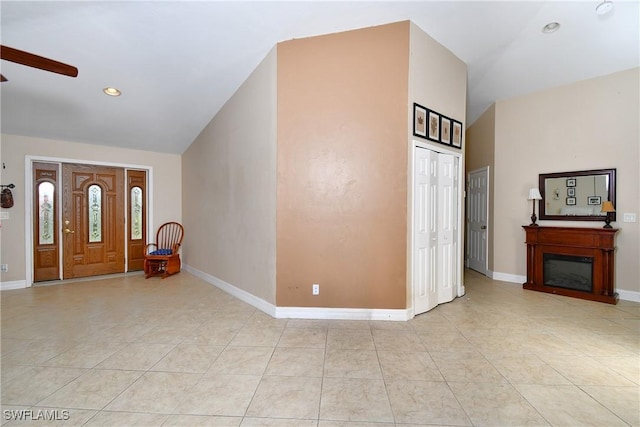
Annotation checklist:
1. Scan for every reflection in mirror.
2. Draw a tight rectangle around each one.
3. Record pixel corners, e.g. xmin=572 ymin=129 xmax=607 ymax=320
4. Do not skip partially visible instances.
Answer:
xmin=544 ymin=175 xmax=608 ymax=216
xmin=539 ymin=168 xmax=616 ymax=222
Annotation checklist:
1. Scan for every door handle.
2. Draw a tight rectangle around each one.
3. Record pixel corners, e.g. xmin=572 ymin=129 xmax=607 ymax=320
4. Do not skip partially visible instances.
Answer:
xmin=64 ymin=220 xmax=75 ymax=234
xmin=481 ymin=225 xmax=487 ymax=229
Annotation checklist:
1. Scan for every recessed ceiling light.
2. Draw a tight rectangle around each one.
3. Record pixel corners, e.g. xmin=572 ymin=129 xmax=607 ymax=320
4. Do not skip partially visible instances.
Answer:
xmin=103 ymin=87 xmax=121 ymax=97
xmin=595 ymin=0 xmax=614 ymax=15
xmin=542 ymin=22 xmax=560 ymax=33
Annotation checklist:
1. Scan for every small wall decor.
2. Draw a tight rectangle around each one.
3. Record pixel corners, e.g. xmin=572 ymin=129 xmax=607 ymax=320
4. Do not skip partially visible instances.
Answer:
xmin=427 ymin=110 xmax=440 ymax=141
xmin=440 ymin=116 xmax=451 ymax=144
xmin=567 ymin=197 xmax=576 ymax=205
xmin=588 ymin=196 xmax=601 ymax=205
xmin=412 ymin=103 xmax=463 ymax=149
xmin=413 ymin=103 xmax=427 ymax=138
xmin=567 ymin=187 xmax=575 ymax=197
xmin=0 ymin=183 xmax=15 ymax=209
xmin=452 ymin=120 xmax=462 ymax=148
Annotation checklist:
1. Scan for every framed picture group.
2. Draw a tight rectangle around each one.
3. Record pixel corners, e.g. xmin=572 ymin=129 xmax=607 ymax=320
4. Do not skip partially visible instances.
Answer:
xmin=413 ymin=103 xmax=462 ymax=149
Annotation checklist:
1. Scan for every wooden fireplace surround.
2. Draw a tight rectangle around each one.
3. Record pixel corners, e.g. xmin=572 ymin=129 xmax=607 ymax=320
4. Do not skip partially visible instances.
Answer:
xmin=522 ymin=226 xmax=618 ymax=304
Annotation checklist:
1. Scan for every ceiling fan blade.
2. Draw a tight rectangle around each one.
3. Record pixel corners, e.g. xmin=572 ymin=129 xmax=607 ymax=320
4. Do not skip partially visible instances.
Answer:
xmin=0 ymin=45 xmax=78 ymax=78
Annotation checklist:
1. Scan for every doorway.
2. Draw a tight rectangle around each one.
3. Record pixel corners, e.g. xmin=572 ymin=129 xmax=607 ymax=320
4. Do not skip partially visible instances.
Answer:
xmin=412 ymin=144 xmax=463 ymax=316
xmin=466 ymin=167 xmax=489 ymax=276
xmin=31 ymin=161 xmax=147 ymax=283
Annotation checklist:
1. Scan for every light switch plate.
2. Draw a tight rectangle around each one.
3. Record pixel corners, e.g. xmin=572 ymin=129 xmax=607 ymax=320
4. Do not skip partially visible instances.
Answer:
xmin=0 ymin=211 xmax=8 ymax=220
xmin=623 ymin=213 xmax=637 ymax=223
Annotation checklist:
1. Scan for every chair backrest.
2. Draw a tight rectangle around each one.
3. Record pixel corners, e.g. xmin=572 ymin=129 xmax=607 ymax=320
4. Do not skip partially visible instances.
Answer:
xmin=156 ymin=222 xmax=184 ymax=252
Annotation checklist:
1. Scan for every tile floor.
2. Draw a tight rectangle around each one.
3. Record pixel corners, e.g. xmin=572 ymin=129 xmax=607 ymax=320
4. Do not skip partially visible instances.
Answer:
xmin=1 ymin=269 xmax=638 ymax=426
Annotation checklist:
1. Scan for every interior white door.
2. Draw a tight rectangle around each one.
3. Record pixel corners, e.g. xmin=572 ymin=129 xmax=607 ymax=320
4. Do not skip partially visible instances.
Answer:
xmin=437 ymin=152 xmax=456 ymax=304
xmin=467 ymin=167 xmax=489 ymax=275
xmin=413 ymin=147 xmax=438 ymax=314
xmin=413 ymin=147 xmax=458 ymax=315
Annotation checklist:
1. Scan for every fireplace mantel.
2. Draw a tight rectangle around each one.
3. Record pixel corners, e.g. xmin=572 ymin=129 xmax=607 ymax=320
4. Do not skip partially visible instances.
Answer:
xmin=522 ymin=226 xmax=618 ymax=304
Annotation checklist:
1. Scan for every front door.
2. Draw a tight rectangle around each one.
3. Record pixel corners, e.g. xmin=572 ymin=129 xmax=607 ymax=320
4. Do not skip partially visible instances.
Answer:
xmin=61 ymin=163 xmax=125 ymax=279
xmin=467 ymin=167 xmax=489 ymax=275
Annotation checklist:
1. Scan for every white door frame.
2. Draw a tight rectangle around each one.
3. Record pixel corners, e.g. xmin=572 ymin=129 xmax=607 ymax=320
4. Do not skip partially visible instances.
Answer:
xmin=24 ymin=155 xmax=154 ymax=287
xmin=466 ymin=166 xmax=489 ymax=276
xmin=407 ymin=141 xmax=465 ymax=318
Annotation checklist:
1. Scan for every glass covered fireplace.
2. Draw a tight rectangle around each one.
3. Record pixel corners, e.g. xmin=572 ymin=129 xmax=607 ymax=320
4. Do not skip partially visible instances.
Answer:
xmin=543 ymin=253 xmax=594 ymax=292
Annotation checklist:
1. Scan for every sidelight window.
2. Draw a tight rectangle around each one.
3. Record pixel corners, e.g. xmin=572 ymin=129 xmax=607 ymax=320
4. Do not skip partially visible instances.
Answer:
xmin=38 ymin=182 xmax=55 ymax=245
xmin=131 ymin=186 xmax=143 ymax=240
xmin=88 ymin=185 xmax=102 ymax=242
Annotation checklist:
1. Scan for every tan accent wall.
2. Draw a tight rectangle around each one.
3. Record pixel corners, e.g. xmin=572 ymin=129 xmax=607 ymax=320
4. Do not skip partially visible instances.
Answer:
xmin=0 ymin=134 xmax=181 ymax=284
xmin=493 ymin=67 xmax=639 ymax=294
xmin=181 ymin=48 xmax=277 ymax=303
xmin=465 ymin=104 xmax=496 ymax=271
xmin=276 ymin=22 xmax=410 ymax=308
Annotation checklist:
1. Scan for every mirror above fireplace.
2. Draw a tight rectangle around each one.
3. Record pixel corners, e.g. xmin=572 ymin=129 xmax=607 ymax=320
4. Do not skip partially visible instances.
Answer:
xmin=539 ymin=168 xmax=616 ymax=222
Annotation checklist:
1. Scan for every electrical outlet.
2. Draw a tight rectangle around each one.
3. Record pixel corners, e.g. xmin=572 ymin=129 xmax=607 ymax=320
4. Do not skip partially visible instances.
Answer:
xmin=312 ymin=283 xmax=320 ymax=295
xmin=0 ymin=264 xmax=8 ymax=273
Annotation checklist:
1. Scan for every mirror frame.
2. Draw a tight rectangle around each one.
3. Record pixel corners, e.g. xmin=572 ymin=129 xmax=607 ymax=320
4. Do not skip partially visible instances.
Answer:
xmin=539 ymin=168 xmax=616 ymax=222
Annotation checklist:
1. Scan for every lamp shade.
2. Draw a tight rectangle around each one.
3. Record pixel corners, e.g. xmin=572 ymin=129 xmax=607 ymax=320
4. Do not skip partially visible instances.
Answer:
xmin=601 ymin=201 xmax=615 ymax=213
xmin=528 ymin=188 xmax=542 ymax=200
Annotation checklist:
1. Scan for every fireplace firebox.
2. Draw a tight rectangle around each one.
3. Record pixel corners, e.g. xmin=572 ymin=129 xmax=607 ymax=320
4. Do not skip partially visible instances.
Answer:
xmin=543 ymin=253 xmax=593 ymax=292
xmin=523 ymin=226 xmax=618 ymax=304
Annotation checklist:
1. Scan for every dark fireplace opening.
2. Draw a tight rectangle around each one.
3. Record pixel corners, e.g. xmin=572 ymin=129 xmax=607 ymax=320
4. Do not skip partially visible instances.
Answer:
xmin=543 ymin=253 xmax=594 ymax=292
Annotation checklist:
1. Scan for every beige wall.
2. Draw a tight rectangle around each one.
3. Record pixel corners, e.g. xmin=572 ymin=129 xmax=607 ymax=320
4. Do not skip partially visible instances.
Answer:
xmin=181 ymin=48 xmax=277 ymax=303
xmin=493 ymin=68 xmax=639 ymax=294
xmin=466 ymin=104 xmax=496 ymax=271
xmin=408 ymin=22 xmax=468 ymax=305
xmin=0 ymin=134 xmax=181 ymax=284
xmin=409 ymin=22 xmax=467 ymax=132
xmin=276 ymin=22 xmax=410 ymax=308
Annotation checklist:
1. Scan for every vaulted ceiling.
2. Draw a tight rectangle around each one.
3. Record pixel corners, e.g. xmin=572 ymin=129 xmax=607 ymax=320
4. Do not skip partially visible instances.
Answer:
xmin=1 ymin=1 xmax=638 ymax=154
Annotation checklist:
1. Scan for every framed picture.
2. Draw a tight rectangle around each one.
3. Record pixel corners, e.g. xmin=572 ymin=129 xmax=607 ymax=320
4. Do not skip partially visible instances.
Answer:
xmin=427 ymin=110 xmax=440 ymax=142
xmin=566 ymin=178 xmax=576 ymax=187
xmin=567 ymin=187 xmax=575 ymax=197
xmin=452 ymin=120 xmax=462 ymax=148
xmin=440 ymin=116 xmax=451 ymax=144
xmin=566 ymin=197 xmax=576 ymax=205
xmin=413 ymin=103 xmax=427 ymax=138
xmin=588 ymin=196 xmax=601 ymax=205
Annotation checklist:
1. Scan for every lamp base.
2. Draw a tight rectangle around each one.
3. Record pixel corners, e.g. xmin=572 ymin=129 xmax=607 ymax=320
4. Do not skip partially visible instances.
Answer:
xmin=603 ymin=213 xmax=613 ymax=228
xmin=530 ymin=212 xmax=538 ymax=226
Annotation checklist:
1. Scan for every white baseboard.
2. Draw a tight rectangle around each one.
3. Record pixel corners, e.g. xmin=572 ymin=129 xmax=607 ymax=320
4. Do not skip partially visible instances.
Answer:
xmin=183 ymin=264 xmax=276 ymax=317
xmin=1 ymin=280 xmax=27 ymax=291
xmin=276 ymin=306 xmax=410 ymax=321
xmin=183 ymin=264 xmax=411 ymax=321
xmin=491 ymin=271 xmax=526 ymax=284
xmin=617 ymin=289 xmax=640 ymax=303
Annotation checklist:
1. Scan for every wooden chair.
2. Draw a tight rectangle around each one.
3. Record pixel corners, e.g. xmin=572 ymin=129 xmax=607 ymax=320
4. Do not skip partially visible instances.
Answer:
xmin=144 ymin=222 xmax=184 ymax=279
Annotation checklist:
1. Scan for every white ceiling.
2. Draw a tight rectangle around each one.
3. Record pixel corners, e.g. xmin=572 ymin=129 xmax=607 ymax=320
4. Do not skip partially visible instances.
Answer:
xmin=1 ymin=1 xmax=638 ymax=154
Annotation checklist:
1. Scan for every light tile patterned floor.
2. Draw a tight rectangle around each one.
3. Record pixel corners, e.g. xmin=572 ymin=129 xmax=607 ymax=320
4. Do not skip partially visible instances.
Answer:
xmin=1 ymin=269 xmax=638 ymax=426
